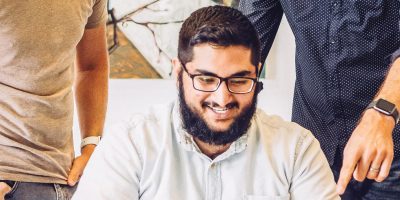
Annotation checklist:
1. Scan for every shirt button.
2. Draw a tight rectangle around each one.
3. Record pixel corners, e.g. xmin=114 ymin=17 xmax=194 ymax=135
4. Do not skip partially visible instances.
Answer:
xmin=330 ymin=40 xmax=336 ymax=44
xmin=333 ymin=2 xmax=338 ymax=6
xmin=210 ymin=163 xmax=216 ymax=168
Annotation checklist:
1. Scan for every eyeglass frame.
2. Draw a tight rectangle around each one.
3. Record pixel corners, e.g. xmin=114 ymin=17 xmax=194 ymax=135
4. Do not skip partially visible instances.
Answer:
xmin=180 ymin=62 xmax=260 ymax=94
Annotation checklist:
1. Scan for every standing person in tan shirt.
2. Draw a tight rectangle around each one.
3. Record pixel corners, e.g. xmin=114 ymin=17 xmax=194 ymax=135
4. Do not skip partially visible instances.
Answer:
xmin=0 ymin=0 xmax=109 ymax=199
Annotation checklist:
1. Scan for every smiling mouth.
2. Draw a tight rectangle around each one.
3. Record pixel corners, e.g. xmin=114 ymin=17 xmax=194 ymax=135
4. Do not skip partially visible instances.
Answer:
xmin=203 ymin=102 xmax=238 ymax=115
xmin=208 ymin=106 xmax=229 ymax=114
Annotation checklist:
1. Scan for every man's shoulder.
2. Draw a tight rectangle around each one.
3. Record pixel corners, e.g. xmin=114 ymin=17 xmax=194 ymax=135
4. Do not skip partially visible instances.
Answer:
xmin=252 ymin=109 xmax=323 ymax=172
xmin=106 ymin=102 xmax=175 ymax=148
xmin=254 ymin=108 xmax=315 ymax=147
xmin=255 ymin=108 xmax=311 ymax=135
xmin=125 ymin=102 xmax=174 ymax=128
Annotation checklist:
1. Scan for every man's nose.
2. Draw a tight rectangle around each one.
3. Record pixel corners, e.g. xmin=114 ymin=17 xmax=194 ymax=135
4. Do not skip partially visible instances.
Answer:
xmin=210 ymin=81 xmax=233 ymax=107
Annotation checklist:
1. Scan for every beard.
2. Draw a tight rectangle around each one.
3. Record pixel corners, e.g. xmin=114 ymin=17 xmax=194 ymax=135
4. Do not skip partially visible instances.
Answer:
xmin=178 ymin=74 xmax=258 ymax=145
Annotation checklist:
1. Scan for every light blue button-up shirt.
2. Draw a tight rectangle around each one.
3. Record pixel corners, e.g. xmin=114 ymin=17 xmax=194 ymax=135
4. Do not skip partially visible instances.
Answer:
xmin=73 ymin=102 xmax=340 ymax=200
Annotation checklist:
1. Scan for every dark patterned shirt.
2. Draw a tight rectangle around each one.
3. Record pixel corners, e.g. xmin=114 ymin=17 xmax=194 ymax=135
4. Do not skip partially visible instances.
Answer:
xmin=239 ymin=0 xmax=400 ymax=165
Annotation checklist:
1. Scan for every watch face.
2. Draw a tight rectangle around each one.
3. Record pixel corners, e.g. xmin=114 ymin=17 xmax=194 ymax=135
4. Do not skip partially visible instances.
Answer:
xmin=376 ymin=99 xmax=395 ymax=114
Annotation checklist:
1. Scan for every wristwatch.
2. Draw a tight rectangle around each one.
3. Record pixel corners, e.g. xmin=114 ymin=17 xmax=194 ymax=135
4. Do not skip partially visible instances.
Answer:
xmin=80 ymin=136 xmax=101 ymax=149
xmin=366 ymin=98 xmax=399 ymax=124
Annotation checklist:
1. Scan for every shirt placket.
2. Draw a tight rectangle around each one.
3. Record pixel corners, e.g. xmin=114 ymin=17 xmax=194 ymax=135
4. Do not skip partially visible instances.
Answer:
xmin=329 ymin=0 xmax=340 ymax=51
xmin=205 ymin=162 xmax=221 ymax=200
xmin=328 ymin=0 xmax=349 ymax=153
xmin=327 ymin=0 xmax=343 ymax=121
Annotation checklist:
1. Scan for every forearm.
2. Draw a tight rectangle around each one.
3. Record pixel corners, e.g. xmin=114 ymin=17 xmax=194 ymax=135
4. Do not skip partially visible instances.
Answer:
xmin=374 ymin=57 xmax=400 ymax=112
xmin=74 ymin=25 xmax=109 ymax=143
xmin=74 ymin=67 xmax=108 ymax=140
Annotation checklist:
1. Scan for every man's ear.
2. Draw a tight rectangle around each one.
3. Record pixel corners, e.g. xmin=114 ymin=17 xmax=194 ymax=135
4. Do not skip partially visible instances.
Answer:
xmin=171 ymin=58 xmax=182 ymax=80
xmin=171 ymin=58 xmax=182 ymax=89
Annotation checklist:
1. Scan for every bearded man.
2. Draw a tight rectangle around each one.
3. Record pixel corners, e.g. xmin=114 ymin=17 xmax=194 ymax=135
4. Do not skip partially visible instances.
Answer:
xmin=72 ymin=5 xmax=339 ymax=200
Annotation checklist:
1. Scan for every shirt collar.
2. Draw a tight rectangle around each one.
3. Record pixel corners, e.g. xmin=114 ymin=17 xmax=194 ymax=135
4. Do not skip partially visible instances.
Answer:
xmin=172 ymin=100 xmax=254 ymax=161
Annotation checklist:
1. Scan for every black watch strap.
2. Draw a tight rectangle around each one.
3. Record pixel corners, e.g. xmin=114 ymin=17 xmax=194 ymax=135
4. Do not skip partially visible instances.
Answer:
xmin=393 ymin=109 xmax=400 ymax=124
xmin=367 ymin=99 xmax=399 ymax=124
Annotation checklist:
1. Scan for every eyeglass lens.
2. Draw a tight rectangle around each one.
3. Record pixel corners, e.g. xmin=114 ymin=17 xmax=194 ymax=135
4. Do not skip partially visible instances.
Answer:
xmin=193 ymin=75 xmax=254 ymax=93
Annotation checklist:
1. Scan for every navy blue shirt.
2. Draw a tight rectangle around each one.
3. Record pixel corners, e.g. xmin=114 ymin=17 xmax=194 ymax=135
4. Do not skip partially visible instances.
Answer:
xmin=239 ymin=0 xmax=400 ymax=165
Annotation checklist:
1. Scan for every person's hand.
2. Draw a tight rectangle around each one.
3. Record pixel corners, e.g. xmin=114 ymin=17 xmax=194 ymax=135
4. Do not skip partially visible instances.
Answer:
xmin=0 ymin=182 xmax=11 ymax=200
xmin=67 ymin=145 xmax=96 ymax=186
xmin=336 ymin=109 xmax=395 ymax=195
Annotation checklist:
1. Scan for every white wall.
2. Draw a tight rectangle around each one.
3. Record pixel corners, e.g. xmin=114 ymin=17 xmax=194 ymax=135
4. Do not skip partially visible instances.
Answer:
xmin=264 ymin=15 xmax=296 ymax=106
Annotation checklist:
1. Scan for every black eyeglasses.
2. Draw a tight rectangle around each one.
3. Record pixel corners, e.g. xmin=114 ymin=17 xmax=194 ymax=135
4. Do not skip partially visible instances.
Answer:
xmin=181 ymin=63 xmax=258 ymax=94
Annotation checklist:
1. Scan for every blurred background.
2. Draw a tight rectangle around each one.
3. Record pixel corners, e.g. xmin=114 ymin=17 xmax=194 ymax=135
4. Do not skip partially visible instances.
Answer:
xmin=106 ymin=0 xmax=295 ymax=83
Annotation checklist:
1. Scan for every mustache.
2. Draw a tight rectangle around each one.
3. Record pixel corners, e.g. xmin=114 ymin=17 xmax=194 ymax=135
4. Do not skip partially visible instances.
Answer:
xmin=202 ymin=101 xmax=239 ymax=109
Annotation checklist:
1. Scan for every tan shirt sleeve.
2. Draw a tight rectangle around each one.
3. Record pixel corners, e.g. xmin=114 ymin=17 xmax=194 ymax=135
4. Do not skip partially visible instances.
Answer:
xmin=86 ymin=0 xmax=108 ymax=29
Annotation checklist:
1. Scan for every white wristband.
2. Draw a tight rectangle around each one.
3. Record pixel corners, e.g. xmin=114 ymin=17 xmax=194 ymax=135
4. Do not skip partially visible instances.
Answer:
xmin=80 ymin=136 xmax=101 ymax=149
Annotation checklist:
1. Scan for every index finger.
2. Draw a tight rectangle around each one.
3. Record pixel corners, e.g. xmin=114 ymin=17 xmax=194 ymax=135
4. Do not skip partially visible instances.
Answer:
xmin=336 ymin=152 xmax=360 ymax=195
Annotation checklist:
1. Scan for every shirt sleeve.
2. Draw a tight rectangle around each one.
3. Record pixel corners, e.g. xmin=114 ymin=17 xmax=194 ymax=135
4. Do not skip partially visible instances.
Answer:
xmin=289 ymin=131 xmax=340 ymax=200
xmin=72 ymin=123 xmax=141 ymax=200
xmin=238 ymin=0 xmax=284 ymax=64
xmin=391 ymin=47 xmax=400 ymax=63
xmin=85 ymin=0 xmax=108 ymax=29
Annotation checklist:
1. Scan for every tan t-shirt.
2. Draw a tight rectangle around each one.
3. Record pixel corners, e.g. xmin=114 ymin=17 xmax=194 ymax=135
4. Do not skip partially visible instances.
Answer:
xmin=0 ymin=0 xmax=107 ymax=184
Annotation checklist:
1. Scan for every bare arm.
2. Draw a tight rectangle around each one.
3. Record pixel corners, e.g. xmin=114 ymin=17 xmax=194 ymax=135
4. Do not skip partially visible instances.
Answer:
xmin=337 ymin=52 xmax=400 ymax=194
xmin=374 ymin=53 xmax=400 ymax=109
xmin=68 ymin=24 xmax=109 ymax=186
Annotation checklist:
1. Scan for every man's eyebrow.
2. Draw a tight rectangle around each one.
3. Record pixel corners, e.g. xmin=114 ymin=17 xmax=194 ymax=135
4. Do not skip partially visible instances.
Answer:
xmin=194 ymin=69 xmax=217 ymax=76
xmin=230 ymin=70 xmax=253 ymax=77
xmin=194 ymin=69 xmax=254 ymax=77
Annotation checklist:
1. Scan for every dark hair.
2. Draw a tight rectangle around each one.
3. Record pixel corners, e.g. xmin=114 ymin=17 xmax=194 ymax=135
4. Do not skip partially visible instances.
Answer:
xmin=178 ymin=5 xmax=261 ymax=75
